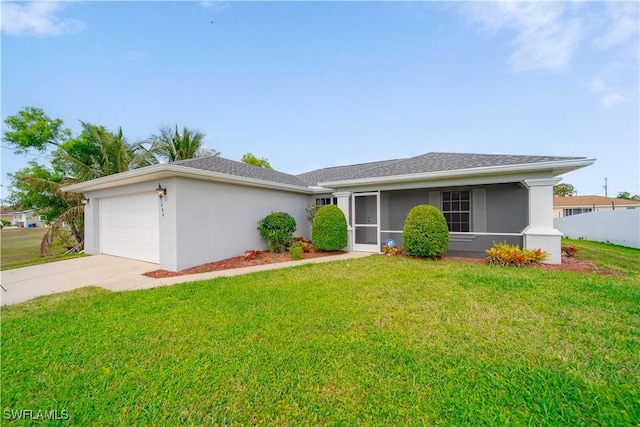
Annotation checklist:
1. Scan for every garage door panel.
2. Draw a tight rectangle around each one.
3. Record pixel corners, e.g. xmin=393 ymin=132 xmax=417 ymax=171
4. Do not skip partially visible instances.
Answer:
xmin=100 ymin=193 xmax=159 ymax=264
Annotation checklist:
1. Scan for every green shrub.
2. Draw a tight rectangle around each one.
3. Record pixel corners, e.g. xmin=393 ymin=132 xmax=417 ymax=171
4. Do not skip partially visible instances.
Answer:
xmin=403 ymin=205 xmax=449 ymax=258
xmin=312 ymin=205 xmax=348 ymax=251
xmin=288 ymin=242 xmax=304 ymax=260
xmin=486 ymin=242 xmax=548 ymax=267
xmin=257 ymin=212 xmax=297 ymax=253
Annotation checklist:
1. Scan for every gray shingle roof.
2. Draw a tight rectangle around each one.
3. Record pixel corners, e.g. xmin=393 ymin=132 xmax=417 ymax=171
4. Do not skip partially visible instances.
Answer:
xmin=298 ymin=152 xmax=586 ymax=185
xmin=175 ymin=152 xmax=587 ymax=188
xmin=295 ymin=159 xmax=404 ymax=187
xmin=172 ymin=156 xmax=308 ymax=188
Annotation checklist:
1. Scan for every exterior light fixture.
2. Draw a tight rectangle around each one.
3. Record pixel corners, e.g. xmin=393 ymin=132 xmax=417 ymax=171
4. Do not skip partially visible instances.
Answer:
xmin=81 ymin=196 xmax=89 ymax=205
xmin=156 ymin=183 xmax=167 ymax=199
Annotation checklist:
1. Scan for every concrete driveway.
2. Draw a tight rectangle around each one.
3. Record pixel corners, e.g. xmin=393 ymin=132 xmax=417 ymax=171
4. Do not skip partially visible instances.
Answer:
xmin=1 ymin=252 xmax=372 ymax=306
xmin=0 ymin=255 xmax=160 ymax=306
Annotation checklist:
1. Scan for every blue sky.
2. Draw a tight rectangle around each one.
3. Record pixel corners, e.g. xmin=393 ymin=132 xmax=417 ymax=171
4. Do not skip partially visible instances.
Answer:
xmin=2 ymin=1 xmax=638 ymax=200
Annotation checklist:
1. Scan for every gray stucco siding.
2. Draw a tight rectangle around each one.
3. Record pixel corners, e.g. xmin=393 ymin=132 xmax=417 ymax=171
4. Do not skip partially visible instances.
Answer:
xmin=484 ymin=183 xmax=528 ymax=233
xmin=382 ymin=183 xmax=527 ymax=233
xmin=378 ymin=182 xmax=527 ymax=254
xmin=172 ymin=178 xmax=310 ymax=271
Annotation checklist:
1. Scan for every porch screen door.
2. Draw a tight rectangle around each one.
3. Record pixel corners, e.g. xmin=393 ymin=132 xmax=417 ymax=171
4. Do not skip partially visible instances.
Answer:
xmin=352 ymin=192 xmax=380 ymax=252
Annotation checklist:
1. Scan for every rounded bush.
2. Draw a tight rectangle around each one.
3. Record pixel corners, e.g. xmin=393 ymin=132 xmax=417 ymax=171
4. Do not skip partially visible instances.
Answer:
xmin=312 ymin=205 xmax=348 ymax=251
xmin=403 ymin=205 xmax=449 ymax=257
xmin=257 ymin=212 xmax=297 ymax=253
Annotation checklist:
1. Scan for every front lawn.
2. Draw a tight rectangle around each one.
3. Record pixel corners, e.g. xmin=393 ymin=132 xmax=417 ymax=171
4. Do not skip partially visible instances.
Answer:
xmin=2 ymin=253 xmax=639 ymax=424
xmin=1 ymin=228 xmax=84 ymax=270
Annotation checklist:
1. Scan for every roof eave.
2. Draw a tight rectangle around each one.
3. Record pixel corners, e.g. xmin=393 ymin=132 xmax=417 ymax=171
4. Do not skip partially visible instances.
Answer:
xmin=62 ymin=164 xmax=313 ymax=195
xmin=318 ymin=158 xmax=596 ymax=188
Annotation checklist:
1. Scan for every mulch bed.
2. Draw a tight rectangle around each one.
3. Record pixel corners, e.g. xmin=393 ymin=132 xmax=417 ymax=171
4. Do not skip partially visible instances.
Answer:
xmin=144 ymin=250 xmax=346 ymax=279
xmin=145 ymin=249 xmax=620 ymax=279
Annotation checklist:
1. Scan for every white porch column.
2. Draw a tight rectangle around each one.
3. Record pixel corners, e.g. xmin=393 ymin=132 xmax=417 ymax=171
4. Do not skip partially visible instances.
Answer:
xmin=333 ymin=191 xmax=352 ymax=251
xmin=522 ymin=178 xmax=563 ymax=264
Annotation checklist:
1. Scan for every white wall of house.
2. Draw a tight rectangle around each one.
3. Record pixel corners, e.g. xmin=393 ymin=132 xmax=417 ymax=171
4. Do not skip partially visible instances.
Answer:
xmin=84 ymin=178 xmax=310 ymax=271
xmin=554 ymin=210 xmax=640 ymax=249
xmin=171 ymin=177 xmax=310 ymax=271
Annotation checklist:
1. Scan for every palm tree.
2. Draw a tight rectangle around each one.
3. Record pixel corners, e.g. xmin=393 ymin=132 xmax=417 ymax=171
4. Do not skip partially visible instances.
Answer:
xmin=38 ymin=124 xmax=158 ymax=255
xmin=149 ymin=125 xmax=219 ymax=163
xmin=55 ymin=122 xmax=157 ymax=182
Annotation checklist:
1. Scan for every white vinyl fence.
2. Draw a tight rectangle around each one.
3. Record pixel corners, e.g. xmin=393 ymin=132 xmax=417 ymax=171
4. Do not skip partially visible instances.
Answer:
xmin=554 ymin=209 xmax=640 ymax=249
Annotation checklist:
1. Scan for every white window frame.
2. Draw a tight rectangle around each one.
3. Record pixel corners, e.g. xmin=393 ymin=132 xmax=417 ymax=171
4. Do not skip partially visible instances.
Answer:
xmin=442 ymin=190 xmax=471 ymax=232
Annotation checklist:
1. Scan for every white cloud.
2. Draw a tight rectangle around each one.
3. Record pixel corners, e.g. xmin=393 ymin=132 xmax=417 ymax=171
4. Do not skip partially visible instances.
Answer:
xmin=462 ymin=2 xmax=582 ymax=73
xmin=589 ymin=73 xmax=630 ymax=109
xmin=1 ymin=1 xmax=84 ymax=37
xmin=594 ymin=2 xmax=639 ymax=49
xmin=199 ymin=1 xmax=230 ymax=14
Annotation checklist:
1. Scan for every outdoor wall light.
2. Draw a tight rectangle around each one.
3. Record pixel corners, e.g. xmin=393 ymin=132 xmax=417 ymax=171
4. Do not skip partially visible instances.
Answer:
xmin=156 ymin=183 xmax=167 ymax=199
xmin=81 ymin=196 xmax=89 ymax=205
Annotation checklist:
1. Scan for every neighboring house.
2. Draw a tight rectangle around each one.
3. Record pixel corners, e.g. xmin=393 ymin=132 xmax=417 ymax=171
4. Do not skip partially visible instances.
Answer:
xmin=2 ymin=208 xmax=46 ymax=228
xmin=63 ymin=152 xmax=595 ymax=271
xmin=553 ymin=195 xmax=640 ymax=218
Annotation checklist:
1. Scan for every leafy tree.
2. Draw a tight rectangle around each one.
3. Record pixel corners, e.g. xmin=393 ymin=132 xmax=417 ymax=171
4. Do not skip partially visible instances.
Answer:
xmin=553 ymin=183 xmax=575 ymax=197
xmin=617 ymin=191 xmax=640 ymax=201
xmin=3 ymin=107 xmax=159 ymax=254
xmin=241 ymin=152 xmax=273 ymax=169
xmin=2 ymin=106 xmax=71 ymax=153
xmin=6 ymin=162 xmax=85 ymax=247
xmin=149 ymin=125 xmax=218 ymax=162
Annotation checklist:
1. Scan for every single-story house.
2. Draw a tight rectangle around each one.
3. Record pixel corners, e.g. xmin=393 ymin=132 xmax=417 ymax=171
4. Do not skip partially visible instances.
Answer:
xmin=553 ymin=195 xmax=640 ymax=217
xmin=63 ymin=152 xmax=595 ymax=271
xmin=1 ymin=208 xmax=46 ymax=228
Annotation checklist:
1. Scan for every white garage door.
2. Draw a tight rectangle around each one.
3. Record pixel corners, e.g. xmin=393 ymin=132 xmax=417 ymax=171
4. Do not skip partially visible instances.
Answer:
xmin=100 ymin=193 xmax=160 ymax=264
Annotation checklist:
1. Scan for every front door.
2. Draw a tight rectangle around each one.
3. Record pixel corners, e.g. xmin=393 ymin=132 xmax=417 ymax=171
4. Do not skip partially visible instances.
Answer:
xmin=352 ymin=192 xmax=380 ymax=252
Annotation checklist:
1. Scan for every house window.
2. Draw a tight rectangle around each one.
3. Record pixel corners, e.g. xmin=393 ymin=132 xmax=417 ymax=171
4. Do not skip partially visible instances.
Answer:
xmin=442 ymin=191 xmax=470 ymax=232
xmin=315 ymin=197 xmax=337 ymax=207
xmin=563 ymin=208 xmax=593 ymax=216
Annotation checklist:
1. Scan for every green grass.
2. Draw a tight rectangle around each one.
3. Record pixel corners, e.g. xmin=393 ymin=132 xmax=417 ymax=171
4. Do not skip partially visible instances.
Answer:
xmin=564 ymin=237 xmax=640 ymax=277
xmin=2 ymin=254 xmax=639 ymax=425
xmin=1 ymin=228 xmax=84 ymax=270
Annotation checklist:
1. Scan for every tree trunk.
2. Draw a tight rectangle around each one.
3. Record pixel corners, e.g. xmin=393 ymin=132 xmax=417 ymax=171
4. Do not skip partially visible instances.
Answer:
xmin=69 ymin=220 xmax=83 ymax=245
